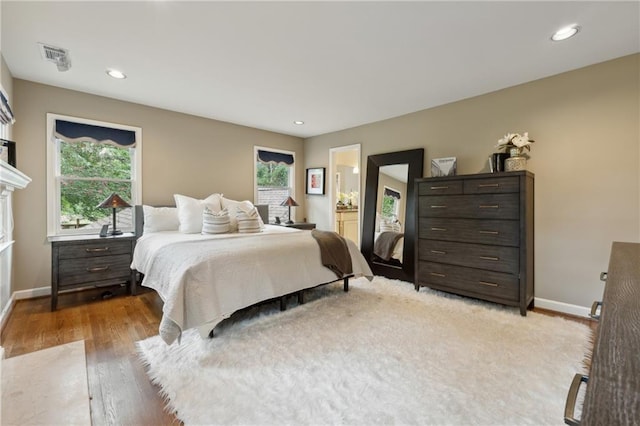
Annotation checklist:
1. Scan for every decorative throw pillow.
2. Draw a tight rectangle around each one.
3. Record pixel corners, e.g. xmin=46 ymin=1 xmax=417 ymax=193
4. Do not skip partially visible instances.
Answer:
xmin=221 ymin=197 xmax=265 ymax=232
xmin=174 ymin=193 xmax=222 ymax=233
xmin=202 ymin=207 xmax=230 ymax=234
xmin=237 ymin=207 xmax=262 ymax=233
xmin=142 ymin=205 xmax=180 ymax=233
xmin=380 ymin=216 xmax=401 ymax=233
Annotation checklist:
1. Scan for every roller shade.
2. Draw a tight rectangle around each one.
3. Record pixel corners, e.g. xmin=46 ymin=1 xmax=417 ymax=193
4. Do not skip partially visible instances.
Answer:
xmin=257 ymin=149 xmax=294 ymax=165
xmin=0 ymin=90 xmax=15 ymax=125
xmin=384 ymin=187 xmax=401 ymax=199
xmin=54 ymin=119 xmax=136 ymax=147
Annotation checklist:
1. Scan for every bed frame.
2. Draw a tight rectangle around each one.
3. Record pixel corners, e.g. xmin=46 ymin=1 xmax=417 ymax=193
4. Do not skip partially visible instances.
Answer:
xmin=130 ymin=204 xmax=351 ymax=334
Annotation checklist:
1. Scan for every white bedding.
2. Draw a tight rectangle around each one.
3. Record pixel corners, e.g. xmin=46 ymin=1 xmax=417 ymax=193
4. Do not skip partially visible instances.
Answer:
xmin=131 ymin=225 xmax=373 ymax=344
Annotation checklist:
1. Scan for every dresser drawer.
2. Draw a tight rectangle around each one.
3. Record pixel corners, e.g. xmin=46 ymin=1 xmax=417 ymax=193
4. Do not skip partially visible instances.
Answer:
xmin=419 ymin=194 xmax=519 ymax=219
xmin=58 ymin=239 xmax=132 ymax=260
xmin=418 ymin=218 xmax=519 ymax=246
xmin=417 ymin=261 xmax=518 ymax=301
xmin=58 ymin=254 xmax=132 ymax=287
xmin=418 ymin=180 xmax=463 ymax=195
xmin=463 ymin=176 xmax=519 ymax=194
xmin=418 ymin=240 xmax=519 ymax=274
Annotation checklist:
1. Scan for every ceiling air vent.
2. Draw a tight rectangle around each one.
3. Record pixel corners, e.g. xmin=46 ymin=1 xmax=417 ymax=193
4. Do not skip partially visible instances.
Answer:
xmin=38 ymin=42 xmax=71 ymax=72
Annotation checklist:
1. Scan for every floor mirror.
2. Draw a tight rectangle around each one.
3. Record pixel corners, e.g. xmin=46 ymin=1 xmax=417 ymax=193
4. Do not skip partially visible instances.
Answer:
xmin=361 ymin=148 xmax=424 ymax=282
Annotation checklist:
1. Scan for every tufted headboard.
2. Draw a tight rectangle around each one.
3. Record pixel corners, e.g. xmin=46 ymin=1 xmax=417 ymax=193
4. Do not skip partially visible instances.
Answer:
xmin=134 ymin=204 xmax=269 ymax=238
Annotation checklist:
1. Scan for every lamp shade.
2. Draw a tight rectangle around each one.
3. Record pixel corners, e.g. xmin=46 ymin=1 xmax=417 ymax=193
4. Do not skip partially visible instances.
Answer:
xmin=97 ymin=193 xmax=131 ymax=209
xmin=279 ymin=196 xmax=299 ymax=207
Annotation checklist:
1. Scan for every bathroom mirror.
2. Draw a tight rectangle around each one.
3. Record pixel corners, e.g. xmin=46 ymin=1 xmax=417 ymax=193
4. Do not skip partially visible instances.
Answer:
xmin=361 ymin=148 xmax=424 ymax=282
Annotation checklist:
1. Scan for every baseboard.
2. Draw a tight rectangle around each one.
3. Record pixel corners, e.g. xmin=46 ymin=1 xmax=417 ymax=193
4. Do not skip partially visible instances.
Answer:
xmin=1 ymin=286 xmax=51 ymax=334
xmin=534 ymin=297 xmax=590 ymax=318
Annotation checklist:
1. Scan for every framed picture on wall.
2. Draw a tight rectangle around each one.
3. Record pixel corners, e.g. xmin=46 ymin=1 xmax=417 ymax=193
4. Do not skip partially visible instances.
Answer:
xmin=306 ymin=167 xmax=326 ymax=195
xmin=0 ymin=139 xmax=16 ymax=167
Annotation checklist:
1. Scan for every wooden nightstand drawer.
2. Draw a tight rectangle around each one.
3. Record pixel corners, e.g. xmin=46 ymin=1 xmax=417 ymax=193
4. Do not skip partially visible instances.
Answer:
xmin=51 ymin=234 xmax=135 ymax=310
xmin=58 ymin=239 xmax=132 ymax=259
xmin=58 ymin=254 xmax=132 ymax=287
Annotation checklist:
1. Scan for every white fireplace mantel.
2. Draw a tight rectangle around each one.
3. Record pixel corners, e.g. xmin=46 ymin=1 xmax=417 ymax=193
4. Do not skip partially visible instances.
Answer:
xmin=0 ymin=161 xmax=31 ymax=252
xmin=1 ymin=160 xmax=31 ymax=332
xmin=0 ymin=161 xmax=31 ymax=191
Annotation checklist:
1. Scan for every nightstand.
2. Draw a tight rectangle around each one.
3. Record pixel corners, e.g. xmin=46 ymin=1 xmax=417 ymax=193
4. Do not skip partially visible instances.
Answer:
xmin=274 ymin=222 xmax=316 ymax=230
xmin=50 ymin=233 xmax=136 ymax=310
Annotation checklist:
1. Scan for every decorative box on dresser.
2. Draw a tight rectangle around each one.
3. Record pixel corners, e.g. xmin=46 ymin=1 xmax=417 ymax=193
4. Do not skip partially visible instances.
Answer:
xmin=415 ymin=171 xmax=534 ymax=315
xmin=50 ymin=233 xmax=136 ymax=310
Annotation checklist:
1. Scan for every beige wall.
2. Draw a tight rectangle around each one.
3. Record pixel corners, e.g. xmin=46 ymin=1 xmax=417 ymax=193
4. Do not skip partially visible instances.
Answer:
xmin=304 ymin=54 xmax=640 ymax=308
xmin=12 ymin=80 xmax=303 ymax=292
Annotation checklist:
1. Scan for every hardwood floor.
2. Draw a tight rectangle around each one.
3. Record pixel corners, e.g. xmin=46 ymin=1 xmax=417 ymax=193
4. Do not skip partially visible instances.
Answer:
xmin=1 ymin=286 xmax=179 ymax=425
xmin=1 ymin=286 xmax=596 ymax=425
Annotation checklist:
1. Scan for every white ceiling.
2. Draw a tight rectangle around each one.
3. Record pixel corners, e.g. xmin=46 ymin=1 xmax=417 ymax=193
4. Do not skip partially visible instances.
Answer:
xmin=2 ymin=1 xmax=639 ymax=138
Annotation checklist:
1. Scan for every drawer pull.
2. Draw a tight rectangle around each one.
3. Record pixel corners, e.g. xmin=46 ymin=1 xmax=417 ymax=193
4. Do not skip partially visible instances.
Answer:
xmin=87 ymin=266 xmax=110 ymax=273
xmin=86 ymin=247 xmax=110 ymax=253
xmin=479 ymin=256 xmax=499 ymax=261
xmin=478 ymin=281 xmax=498 ymax=287
xmin=430 ymin=205 xmax=447 ymax=209
xmin=589 ymin=301 xmax=602 ymax=320
xmin=430 ymin=272 xmax=446 ymax=278
xmin=600 ymin=272 xmax=607 ymax=281
xmin=479 ymin=205 xmax=499 ymax=209
xmin=430 ymin=186 xmax=449 ymax=190
xmin=479 ymin=230 xmax=499 ymax=235
xmin=478 ymin=183 xmax=499 ymax=188
xmin=564 ymin=374 xmax=588 ymax=426
xmin=430 ymin=250 xmax=447 ymax=255
xmin=431 ymin=227 xmax=447 ymax=232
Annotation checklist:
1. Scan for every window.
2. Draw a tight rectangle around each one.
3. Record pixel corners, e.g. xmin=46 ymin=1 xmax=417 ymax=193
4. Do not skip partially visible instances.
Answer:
xmin=46 ymin=114 xmax=142 ymax=236
xmin=254 ymin=146 xmax=295 ymax=223
xmin=381 ymin=186 xmax=401 ymax=219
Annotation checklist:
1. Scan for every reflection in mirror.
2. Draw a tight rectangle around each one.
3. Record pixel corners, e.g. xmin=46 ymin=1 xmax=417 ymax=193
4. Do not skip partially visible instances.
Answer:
xmin=373 ymin=165 xmax=409 ymax=268
xmin=361 ymin=149 xmax=424 ymax=283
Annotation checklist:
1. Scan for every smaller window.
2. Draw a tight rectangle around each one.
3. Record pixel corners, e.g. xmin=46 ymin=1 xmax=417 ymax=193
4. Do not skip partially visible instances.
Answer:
xmin=254 ymin=146 xmax=295 ymax=223
xmin=381 ymin=186 xmax=401 ymax=218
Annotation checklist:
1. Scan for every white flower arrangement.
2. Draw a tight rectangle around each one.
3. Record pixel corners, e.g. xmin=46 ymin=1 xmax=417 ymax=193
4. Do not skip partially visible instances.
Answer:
xmin=496 ymin=132 xmax=535 ymax=152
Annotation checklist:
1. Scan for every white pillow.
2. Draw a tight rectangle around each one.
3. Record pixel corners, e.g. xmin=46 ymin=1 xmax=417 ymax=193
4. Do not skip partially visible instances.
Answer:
xmin=142 ymin=205 xmax=180 ymax=233
xmin=380 ymin=216 xmax=402 ymax=233
xmin=222 ymin=197 xmax=265 ymax=232
xmin=237 ymin=207 xmax=262 ymax=233
xmin=174 ymin=193 xmax=222 ymax=233
xmin=202 ymin=207 xmax=230 ymax=234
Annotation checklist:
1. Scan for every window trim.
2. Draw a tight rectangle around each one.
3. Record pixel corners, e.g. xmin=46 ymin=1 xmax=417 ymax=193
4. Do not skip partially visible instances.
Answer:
xmin=253 ymin=145 xmax=296 ymax=221
xmin=46 ymin=113 xmax=142 ymax=238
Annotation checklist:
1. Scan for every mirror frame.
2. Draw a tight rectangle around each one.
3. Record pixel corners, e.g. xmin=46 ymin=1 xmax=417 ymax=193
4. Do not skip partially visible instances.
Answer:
xmin=361 ymin=148 xmax=424 ymax=283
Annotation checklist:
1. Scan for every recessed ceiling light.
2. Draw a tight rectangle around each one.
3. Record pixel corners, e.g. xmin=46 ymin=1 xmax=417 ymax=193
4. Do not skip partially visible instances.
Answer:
xmin=551 ymin=25 xmax=580 ymax=42
xmin=106 ymin=69 xmax=127 ymax=79
xmin=293 ymin=120 xmax=304 ymax=125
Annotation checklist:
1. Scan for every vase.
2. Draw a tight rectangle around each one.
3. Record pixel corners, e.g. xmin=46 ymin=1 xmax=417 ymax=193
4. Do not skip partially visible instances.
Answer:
xmin=505 ymin=155 xmax=526 ymax=171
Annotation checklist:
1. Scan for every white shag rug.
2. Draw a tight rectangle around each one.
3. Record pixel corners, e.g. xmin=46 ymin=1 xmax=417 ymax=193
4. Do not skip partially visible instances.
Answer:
xmin=137 ymin=276 xmax=590 ymax=426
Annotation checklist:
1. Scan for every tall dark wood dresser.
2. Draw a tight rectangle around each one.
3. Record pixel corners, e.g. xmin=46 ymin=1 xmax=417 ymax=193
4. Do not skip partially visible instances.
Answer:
xmin=415 ymin=171 xmax=534 ymax=315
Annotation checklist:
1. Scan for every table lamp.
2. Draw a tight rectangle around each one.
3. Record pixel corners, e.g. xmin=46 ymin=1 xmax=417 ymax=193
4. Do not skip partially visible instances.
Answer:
xmin=279 ymin=196 xmax=299 ymax=224
xmin=97 ymin=193 xmax=131 ymax=236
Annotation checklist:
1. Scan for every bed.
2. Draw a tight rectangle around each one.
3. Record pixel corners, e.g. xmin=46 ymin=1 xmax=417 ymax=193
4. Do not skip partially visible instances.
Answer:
xmin=131 ymin=201 xmax=373 ymax=344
